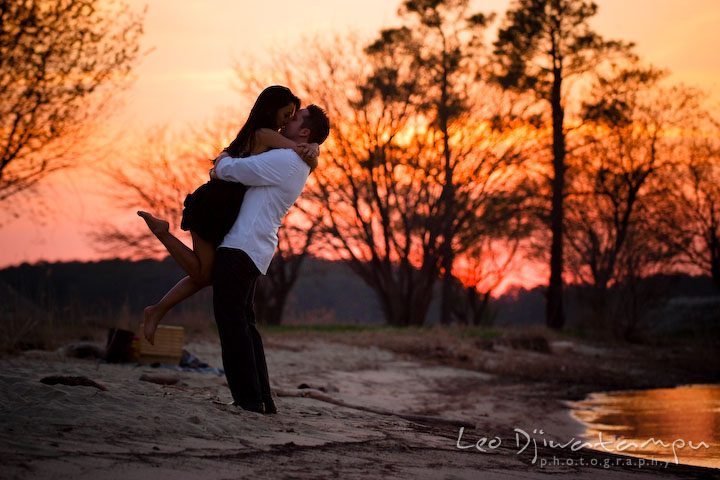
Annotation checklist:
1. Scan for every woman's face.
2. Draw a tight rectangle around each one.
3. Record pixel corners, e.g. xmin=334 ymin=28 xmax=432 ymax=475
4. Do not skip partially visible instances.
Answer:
xmin=274 ymin=103 xmax=296 ymax=129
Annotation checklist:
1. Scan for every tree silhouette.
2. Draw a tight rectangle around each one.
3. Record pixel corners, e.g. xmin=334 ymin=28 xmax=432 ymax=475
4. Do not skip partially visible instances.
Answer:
xmin=243 ymin=32 xmax=532 ymax=326
xmin=93 ymin=122 xmax=229 ymax=257
xmin=365 ymin=0 xmax=495 ymax=325
xmin=254 ymin=220 xmax=317 ymax=326
xmin=660 ymin=120 xmax=720 ymax=290
xmin=451 ymin=235 xmax=522 ymax=326
xmin=493 ymin=0 xmax=633 ymax=329
xmin=0 ymin=0 xmax=144 ymax=202
xmin=566 ymin=63 xmax=694 ymax=323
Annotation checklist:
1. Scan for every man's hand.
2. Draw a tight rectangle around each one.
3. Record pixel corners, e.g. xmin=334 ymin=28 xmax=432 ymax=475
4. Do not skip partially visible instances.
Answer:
xmin=209 ymin=151 xmax=230 ymax=179
xmin=294 ymin=143 xmax=320 ymax=171
xmin=213 ymin=151 xmax=230 ymax=165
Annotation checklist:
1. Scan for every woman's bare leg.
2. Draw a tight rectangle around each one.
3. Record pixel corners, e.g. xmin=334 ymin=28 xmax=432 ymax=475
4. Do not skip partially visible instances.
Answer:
xmin=144 ymin=276 xmax=205 ymax=344
xmin=137 ymin=211 xmax=201 ymax=278
xmin=142 ymin=231 xmax=217 ymax=344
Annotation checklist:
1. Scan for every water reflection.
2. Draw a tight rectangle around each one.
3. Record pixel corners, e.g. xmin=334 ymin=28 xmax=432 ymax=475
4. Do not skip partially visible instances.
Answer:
xmin=571 ymin=384 xmax=720 ymax=469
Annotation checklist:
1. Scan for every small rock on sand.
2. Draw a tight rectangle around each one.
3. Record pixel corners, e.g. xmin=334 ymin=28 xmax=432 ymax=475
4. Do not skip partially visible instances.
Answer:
xmin=139 ymin=374 xmax=180 ymax=385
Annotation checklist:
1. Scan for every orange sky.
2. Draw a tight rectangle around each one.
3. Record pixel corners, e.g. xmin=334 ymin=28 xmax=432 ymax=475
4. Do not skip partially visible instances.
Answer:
xmin=2 ymin=0 xmax=719 ymax=293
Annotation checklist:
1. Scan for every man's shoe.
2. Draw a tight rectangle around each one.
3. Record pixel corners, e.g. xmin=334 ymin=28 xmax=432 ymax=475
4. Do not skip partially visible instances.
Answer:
xmin=263 ymin=397 xmax=277 ymax=414
xmin=232 ymin=400 xmax=264 ymax=414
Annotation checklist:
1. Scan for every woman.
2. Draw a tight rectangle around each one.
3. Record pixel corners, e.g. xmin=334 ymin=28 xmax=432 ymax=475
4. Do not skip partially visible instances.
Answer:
xmin=138 ymin=86 xmax=318 ymax=344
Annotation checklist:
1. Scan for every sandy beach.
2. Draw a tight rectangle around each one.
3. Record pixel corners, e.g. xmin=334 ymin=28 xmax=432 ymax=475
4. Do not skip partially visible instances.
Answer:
xmin=1 ymin=328 xmax=717 ymax=479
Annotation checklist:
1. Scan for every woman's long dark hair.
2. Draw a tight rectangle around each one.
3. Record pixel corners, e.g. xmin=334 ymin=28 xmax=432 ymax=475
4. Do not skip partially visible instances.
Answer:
xmin=224 ymin=85 xmax=300 ymax=157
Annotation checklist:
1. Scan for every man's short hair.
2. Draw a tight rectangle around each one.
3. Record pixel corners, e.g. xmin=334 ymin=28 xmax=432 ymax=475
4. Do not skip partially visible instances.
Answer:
xmin=302 ymin=105 xmax=330 ymax=145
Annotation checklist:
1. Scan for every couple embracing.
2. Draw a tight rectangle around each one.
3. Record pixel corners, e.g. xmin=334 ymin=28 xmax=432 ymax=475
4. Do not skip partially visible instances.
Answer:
xmin=138 ymin=86 xmax=330 ymax=414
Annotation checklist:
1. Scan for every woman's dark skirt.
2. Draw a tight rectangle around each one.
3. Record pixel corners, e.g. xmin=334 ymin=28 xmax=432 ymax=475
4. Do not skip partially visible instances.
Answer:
xmin=181 ymin=179 xmax=247 ymax=247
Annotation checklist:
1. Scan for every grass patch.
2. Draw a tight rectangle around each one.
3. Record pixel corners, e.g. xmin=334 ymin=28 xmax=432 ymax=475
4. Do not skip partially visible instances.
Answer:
xmin=260 ymin=324 xmax=390 ymax=334
xmin=455 ymin=327 xmax=503 ymax=339
xmin=259 ymin=323 xmax=503 ymax=340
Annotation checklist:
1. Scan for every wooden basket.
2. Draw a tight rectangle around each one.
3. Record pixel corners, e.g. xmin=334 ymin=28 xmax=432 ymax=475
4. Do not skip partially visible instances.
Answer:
xmin=137 ymin=324 xmax=184 ymax=365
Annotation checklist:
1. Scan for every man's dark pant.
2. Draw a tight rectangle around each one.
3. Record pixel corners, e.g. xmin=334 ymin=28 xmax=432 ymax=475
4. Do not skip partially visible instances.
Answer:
xmin=212 ymin=248 xmax=271 ymax=411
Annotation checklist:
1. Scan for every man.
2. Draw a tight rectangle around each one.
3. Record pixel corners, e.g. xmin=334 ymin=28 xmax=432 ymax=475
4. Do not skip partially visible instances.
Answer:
xmin=210 ymin=105 xmax=330 ymax=414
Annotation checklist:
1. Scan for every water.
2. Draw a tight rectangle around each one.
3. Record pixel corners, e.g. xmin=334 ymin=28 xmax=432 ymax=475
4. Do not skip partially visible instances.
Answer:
xmin=571 ymin=384 xmax=720 ymax=469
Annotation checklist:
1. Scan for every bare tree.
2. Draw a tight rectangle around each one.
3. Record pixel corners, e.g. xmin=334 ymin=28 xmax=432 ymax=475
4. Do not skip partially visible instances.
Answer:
xmin=451 ymin=234 xmax=523 ymax=326
xmin=364 ymin=0 xmax=496 ymax=325
xmin=659 ymin=121 xmax=720 ymax=290
xmin=610 ymin=208 xmax=677 ymax=339
xmin=565 ymin=61 xmax=703 ymax=336
xmin=93 ymin=120 xmax=232 ymax=257
xmin=254 ymin=220 xmax=317 ymax=326
xmin=237 ymin=32 xmax=532 ymax=326
xmin=0 ymin=0 xmax=144 ymax=202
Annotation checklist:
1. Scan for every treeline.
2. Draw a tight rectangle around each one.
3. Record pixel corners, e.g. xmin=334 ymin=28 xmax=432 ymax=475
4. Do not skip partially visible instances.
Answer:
xmin=0 ymin=257 xmax=383 ymax=325
xmin=1 ymin=258 xmax=717 ymax=335
xmin=494 ymin=275 xmax=719 ymax=337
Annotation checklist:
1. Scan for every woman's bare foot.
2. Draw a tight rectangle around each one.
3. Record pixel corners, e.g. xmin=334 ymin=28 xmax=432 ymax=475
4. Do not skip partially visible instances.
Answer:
xmin=143 ymin=305 xmax=164 ymax=345
xmin=137 ymin=211 xmax=170 ymax=236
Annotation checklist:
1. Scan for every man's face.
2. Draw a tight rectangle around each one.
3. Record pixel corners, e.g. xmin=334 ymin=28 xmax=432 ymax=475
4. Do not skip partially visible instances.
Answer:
xmin=281 ymin=108 xmax=309 ymax=141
